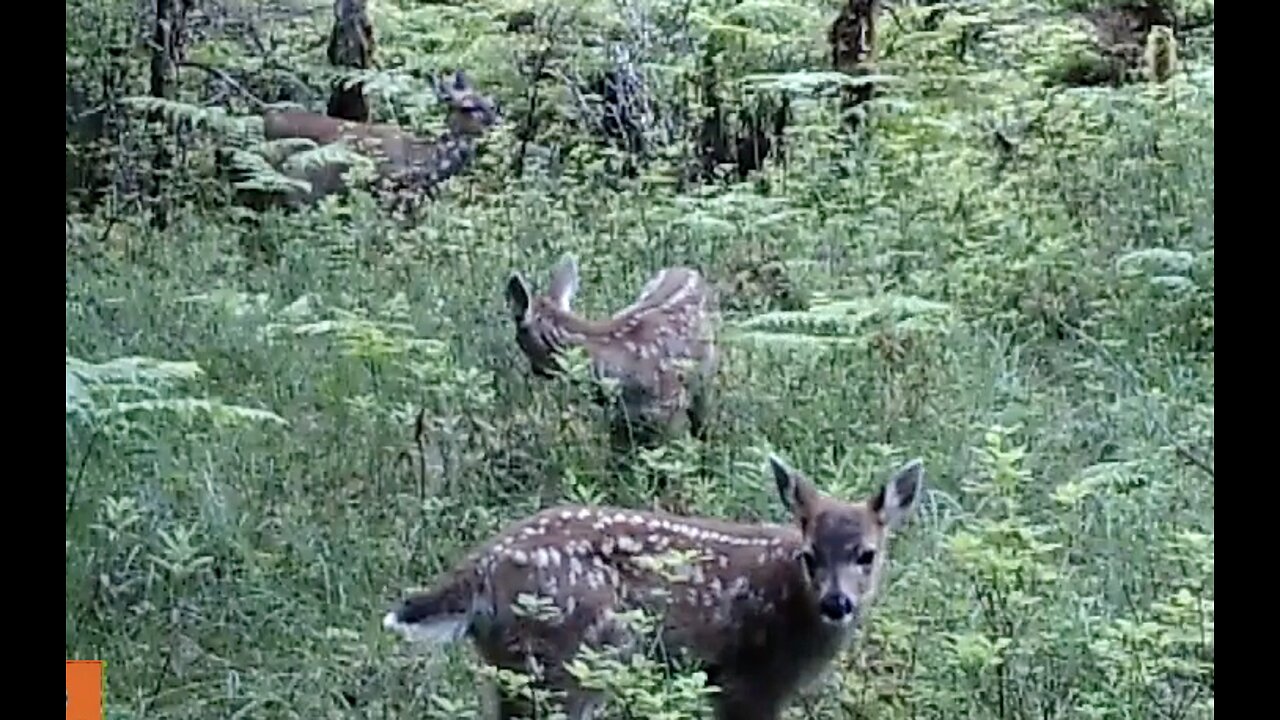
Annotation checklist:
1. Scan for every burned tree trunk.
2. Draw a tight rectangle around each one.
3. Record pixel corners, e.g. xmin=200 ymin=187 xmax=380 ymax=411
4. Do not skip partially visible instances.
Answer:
xmin=507 ymin=8 xmax=568 ymax=179
xmin=830 ymin=0 xmax=881 ymax=132
xmin=66 ymin=46 xmax=129 ymax=213
xmin=148 ymin=0 xmax=192 ymax=226
xmin=326 ymin=0 xmax=375 ymax=122
xmin=693 ymin=47 xmax=790 ymax=184
xmin=149 ymin=0 xmax=177 ymax=198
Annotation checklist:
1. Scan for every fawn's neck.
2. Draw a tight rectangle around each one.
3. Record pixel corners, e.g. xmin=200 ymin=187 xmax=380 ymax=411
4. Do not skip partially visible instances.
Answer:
xmin=543 ymin=307 xmax=626 ymax=346
xmin=713 ymin=553 xmax=855 ymax=697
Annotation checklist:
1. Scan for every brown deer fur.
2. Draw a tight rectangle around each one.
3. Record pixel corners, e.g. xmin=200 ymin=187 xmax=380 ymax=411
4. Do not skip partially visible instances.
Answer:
xmin=252 ymin=70 xmax=499 ymax=208
xmin=383 ymin=455 xmax=926 ymax=719
xmin=505 ymin=255 xmax=718 ymax=445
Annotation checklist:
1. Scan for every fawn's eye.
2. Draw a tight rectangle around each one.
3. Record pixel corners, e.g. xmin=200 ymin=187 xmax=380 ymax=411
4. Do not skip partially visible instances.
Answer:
xmin=856 ymin=548 xmax=876 ymax=566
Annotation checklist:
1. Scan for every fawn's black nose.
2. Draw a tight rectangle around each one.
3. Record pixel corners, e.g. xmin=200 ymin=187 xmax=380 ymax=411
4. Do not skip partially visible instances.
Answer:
xmin=818 ymin=593 xmax=855 ymax=622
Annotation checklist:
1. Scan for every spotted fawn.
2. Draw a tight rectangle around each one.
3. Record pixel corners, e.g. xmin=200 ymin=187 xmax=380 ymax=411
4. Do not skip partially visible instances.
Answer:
xmin=383 ymin=454 xmax=926 ymax=719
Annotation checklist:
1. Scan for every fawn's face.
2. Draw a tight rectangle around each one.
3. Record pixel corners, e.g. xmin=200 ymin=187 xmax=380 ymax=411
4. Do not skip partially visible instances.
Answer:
xmin=770 ymin=455 xmax=924 ymax=626
xmin=505 ymin=255 xmax=581 ymax=379
xmin=434 ymin=70 xmax=501 ymax=137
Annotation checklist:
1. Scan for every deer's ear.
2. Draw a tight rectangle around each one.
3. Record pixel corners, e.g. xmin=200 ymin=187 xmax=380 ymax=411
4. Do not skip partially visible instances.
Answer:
xmin=453 ymin=69 xmax=469 ymax=90
xmin=506 ymin=273 xmax=532 ymax=322
xmin=769 ymin=454 xmax=819 ymax=523
xmin=871 ymin=458 xmax=924 ymax=530
xmin=547 ymin=254 xmax=579 ymax=312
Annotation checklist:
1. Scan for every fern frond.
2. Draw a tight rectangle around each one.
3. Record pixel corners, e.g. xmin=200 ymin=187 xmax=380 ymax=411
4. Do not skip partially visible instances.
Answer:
xmin=282 ymin=142 xmax=374 ymax=176
xmin=223 ymin=148 xmax=314 ymax=194
xmin=109 ymin=398 xmax=287 ymax=428
xmin=741 ymin=70 xmax=899 ymax=95
xmin=1115 ymin=248 xmax=1195 ymax=277
xmin=257 ymin=301 xmax=446 ymax=366
xmin=255 ymin=138 xmax=321 ymax=164
xmin=120 ymin=96 xmax=261 ymax=138
xmin=67 ymin=355 xmax=204 ymax=395
xmin=66 ymin=354 xmax=286 ymax=429
xmin=727 ymin=294 xmax=955 ymax=347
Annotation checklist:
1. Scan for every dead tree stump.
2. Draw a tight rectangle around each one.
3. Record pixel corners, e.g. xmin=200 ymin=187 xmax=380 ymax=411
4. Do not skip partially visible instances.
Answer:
xmin=830 ymin=0 xmax=881 ymax=132
xmin=326 ymin=0 xmax=375 ymax=122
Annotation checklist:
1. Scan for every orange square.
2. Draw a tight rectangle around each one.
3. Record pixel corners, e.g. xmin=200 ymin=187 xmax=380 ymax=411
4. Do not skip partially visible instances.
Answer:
xmin=66 ymin=660 xmax=103 ymax=720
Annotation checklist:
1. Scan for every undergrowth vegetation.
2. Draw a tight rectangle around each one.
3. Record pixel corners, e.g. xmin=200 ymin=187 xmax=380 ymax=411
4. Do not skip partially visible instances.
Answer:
xmin=67 ymin=0 xmax=1212 ymax=717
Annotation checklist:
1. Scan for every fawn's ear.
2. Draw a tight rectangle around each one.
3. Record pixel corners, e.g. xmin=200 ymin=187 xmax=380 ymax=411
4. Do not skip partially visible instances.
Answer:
xmin=547 ymin=254 xmax=579 ymax=312
xmin=871 ymin=458 xmax=924 ymax=530
xmin=769 ymin=454 xmax=820 ymax=525
xmin=506 ymin=273 xmax=532 ymax=322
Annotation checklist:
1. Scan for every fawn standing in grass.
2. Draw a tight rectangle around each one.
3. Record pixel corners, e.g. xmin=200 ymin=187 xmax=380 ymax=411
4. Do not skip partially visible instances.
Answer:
xmin=382 ymin=454 xmax=926 ymax=719
xmin=504 ymin=254 xmax=719 ymax=450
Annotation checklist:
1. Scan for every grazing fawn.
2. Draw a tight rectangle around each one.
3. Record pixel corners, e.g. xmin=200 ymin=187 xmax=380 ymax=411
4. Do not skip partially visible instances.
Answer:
xmin=504 ymin=254 xmax=718 ymax=447
xmin=382 ymin=454 xmax=926 ymax=720
xmin=251 ymin=70 xmax=500 ymax=209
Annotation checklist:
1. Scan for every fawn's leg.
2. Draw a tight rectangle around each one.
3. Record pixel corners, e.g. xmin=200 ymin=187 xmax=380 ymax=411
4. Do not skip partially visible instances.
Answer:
xmin=711 ymin=678 xmax=785 ymax=720
xmin=488 ymin=679 xmax=533 ymax=720
xmin=494 ymin=693 xmax=532 ymax=720
xmin=562 ymin=689 xmax=606 ymax=720
xmin=713 ymin=697 xmax=783 ymax=720
xmin=485 ymin=656 xmax=555 ymax=720
xmin=491 ymin=679 xmax=567 ymax=720
xmin=687 ymin=383 xmax=710 ymax=442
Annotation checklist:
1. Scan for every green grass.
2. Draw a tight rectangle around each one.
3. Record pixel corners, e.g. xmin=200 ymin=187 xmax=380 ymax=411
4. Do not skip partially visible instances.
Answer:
xmin=66 ymin=0 xmax=1212 ymax=717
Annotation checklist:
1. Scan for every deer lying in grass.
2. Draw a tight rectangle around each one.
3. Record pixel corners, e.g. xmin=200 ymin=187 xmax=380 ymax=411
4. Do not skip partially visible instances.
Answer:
xmin=228 ymin=70 xmax=501 ymax=212
xmin=504 ymin=254 xmax=718 ymax=448
xmin=382 ymin=454 xmax=926 ymax=720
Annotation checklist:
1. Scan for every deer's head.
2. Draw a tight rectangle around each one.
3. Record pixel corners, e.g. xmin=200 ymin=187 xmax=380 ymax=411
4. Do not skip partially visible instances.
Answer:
xmin=769 ymin=454 xmax=924 ymax=627
xmin=434 ymin=70 xmax=501 ymax=138
xmin=505 ymin=254 xmax=581 ymax=379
